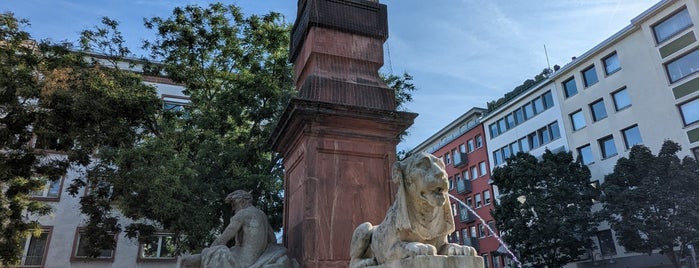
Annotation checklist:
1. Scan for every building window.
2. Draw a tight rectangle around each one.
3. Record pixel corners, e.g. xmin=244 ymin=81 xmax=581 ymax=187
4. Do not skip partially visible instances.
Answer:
xmin=523 ymin=103 xmax=534 ymax=120
xmin=622 ymin=125 xmax=643 ymax=149
xmin=479 ymin=162 xmax=487 ymax=177
xmin=459 ymin=144 xmax=467 ymax=153
xmin=30 ymin=176 xmax=62 ymax=200
xmin=612 ymin=87 xmax=631 ymax=111
xmin=493 ymin=150 xmax=504 ymax=166
xmin=528 ymin=132 xmax=540 ymax=149
xmin=519 ymin=137 xmax=530 ymax=153
xmin=513 ymin=108 xmax=524 ymax=125
xmin=538 ymin=126 xmax=551 ymax=145
xmin=549 ymin=121 xmax=561 ymax=140
xmin=451 ymin=203 xmax=458 ymax=216
xmin=445 ymin=152 xmax=452 ymax=165
xmin=470 ymin=226 xmax=477 ymax=238
xmin=478 ymin=224 xmax=486 ymax=238
xmin=475 ymin=194 xmax=482 ymax=208
xmin=532 ymin=97 xmax=544 ymax=115
xmin=461 ymin=229 xmax=469 ymax=244
xmin=463 ymin=170 xmax=470 ymax=181
xmin=570 ymin=110 xmax=586 ymax=131
xmin=597 ymin=229 xmax=618 ymax=256
xmin=603 ymin=52 xmax=621 ymax=75
xmin=483 ymin=253 xmax=490 ymax=268
xmin=653 ymin=8 xmax=692 ymax=44
xmin=510 ymin=141 xmax=520 ymax=156
xmin=577 ymin=144 xmax=594 ymax=165
xmin=476 ymin=135 xmax=483 ymax=148
xmin=72 ymin=228 xmax=116 ymax=260
xmin=493 ymin=255 xmax=501 ymax=268
xmin=599 ymin=135 xmax=618 ymax=159
xmin=455 ymin=173 xmax=462 ymax=182
xmin=542 ymin=91 xmax=554 ymax=109
xmin=589 ymin=99 xmax=608 ymax=122
xmin=487 ymin=221 xmax=497 ymax=236
xmin=563 ymin=77 xmax=578 ymax=98
xmin=466 ymin=197 xmax=473 ymax=208
xmin=692 ymin=147 xmax=699 ymax=160
xmin=484 ymin=190 xmax=491 ymax=205
xmin=449 ymin=178 xmax=454 ymax=190
xmin=471 ymin=167 xmax=478 ymax=180
xmin=489 ymin=123 xmax=499 ymax=138
xmin=679 ymin=98 xmax=699 ymax=126
xmin=505 ymin=113 xmax=516 ymax=129
xmin=502 ymin=145 xmax=511 ymax=160
xmin=139 ymin=233 xmax=176 ymax=260
xmin=467 ymin=140 xmax=474 ymax=152
xmin=582 ymin=65 xmax=599 ymax=87
xmin=19 ymin=227 xmax=51 ymax=267
xmin=497 ymin=118 xmax=507 ymax=133
xmin=666 ymin=49 xmax=699 ymax=83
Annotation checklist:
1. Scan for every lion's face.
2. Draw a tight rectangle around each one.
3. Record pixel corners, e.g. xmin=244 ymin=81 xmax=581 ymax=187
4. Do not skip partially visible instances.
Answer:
xmin=402 ymin=153 xmax=449 ymax=208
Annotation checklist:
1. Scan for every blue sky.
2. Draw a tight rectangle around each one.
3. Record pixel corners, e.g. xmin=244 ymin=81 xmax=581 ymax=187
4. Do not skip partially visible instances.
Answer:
xmin=3 ymin=0 xmax=658 ymax=151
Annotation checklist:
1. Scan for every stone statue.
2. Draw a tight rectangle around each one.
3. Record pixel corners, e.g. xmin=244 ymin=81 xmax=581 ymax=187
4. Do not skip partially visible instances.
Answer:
xmin=180 ymin=190 xmax=298 ymax=268
xmin=349 ymin=152 xmax=483 ymax=268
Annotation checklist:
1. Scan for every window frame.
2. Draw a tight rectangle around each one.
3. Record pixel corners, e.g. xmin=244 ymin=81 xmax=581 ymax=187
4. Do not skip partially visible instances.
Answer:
xmin=570 ymin=110 xmax=586 ymax=131
xmin=483 ymin=190 xmax=491 ymax=205
xmin=475 ymin=135 xmax=483 ymax=148
xmin=602 ymin=51 xmax=621 ymax=75
xmin=138 ymin=233 xmax=177 ymax=261
xmin=479 ymin=162 xmax=487 ymax=177
xmin=679 ymin=97 xmax=699 ymax=126
xmin=475 ymin=193 xmax=482 ymax=208
xmin=577 ymin=144 xmax=594 ymax=165
xmin=589 ymin=99 xmax=608 ymax=122
xmin=598 ymin=135 xmax=618 ymax=159
xmin=71 ymin=228 xmax=117 ymax=261
xmin=19 ymin=226 xmax=52 ymax=268
xmin=562 ymin=77 xmax=578 ymax=98
xmin=30 ymin=176 xmax=63 ymax=201
xmin=652 ymin=7 xmax=693 ymax=44
xmin=692 ymin=147 xmax=699 ymax=160
xmin=622 ymin=125 xmax=643 ymax=149
xmin=611 ymin=86 xmax=631 ymax=111
xmin=665 ymin=48 xmax=699 ymax=83
xmin=582 ymin=65 xmax=599 ymax=87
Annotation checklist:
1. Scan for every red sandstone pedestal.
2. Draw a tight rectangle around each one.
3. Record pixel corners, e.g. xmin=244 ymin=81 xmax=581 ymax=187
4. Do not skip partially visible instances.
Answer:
xmin=271 ymin=1 xmax=416 ymax=267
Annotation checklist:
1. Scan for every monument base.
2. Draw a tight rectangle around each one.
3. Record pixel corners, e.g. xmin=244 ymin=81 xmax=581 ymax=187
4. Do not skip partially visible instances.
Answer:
xmin=369 ymin=255 xmax=484 ymax=268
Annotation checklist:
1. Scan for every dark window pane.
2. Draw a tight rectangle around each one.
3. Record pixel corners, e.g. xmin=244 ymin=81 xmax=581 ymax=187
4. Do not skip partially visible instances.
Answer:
xmin=583 ymin=66 xmax=599 ymax=87
xmin=498 ymin=119 xmax=507 ymax=133
xmin=514 ymin=108 xmax=524 ymax=124
xmin=563 ymin=77 xmax=578 ymax=98
xmin=653 ymin=8 xmax=692 ymax=43
xmin=505 ymin=114 xmax=516 ymax=129
xmin=590 ymin=100 xmax=608 ymax=121
xmin=494 ymin=150 xmax=503 ymax=166
xmin=489 ymin=124 xmax=499 ymax=137
xmin=533 ymin=97 xmax=544 ymax=114
xmin=612 ymin=88 xmax=631 ymax=111
xmin=523 ymin=103 xmax=534 ymax=119
xmin=549 ymin=121 xmax=561 ymax=140
xmin=680 ymin=98 xmax=699 ymax=125
xmin=666 ymin=49 xmax=699 ymax=83
xmin=519 ymin=137 xmax=530 ymax=152
xmin=529 ymin=132 xmax=540 ymax=148
xmin=539 ymin=127 xmax=551 ymax=145
xmin=476 ymin=136 xmax=483 ymax=148
xmin=597 ymin=229 xmax=618 ymax=256
xmin=603 ymin=52 xmax=621 ymax=75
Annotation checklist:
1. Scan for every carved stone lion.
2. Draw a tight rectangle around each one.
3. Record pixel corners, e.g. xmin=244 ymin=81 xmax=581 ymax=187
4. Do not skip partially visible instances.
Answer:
xmin=349 ymin=152 xmax=477 ymax=268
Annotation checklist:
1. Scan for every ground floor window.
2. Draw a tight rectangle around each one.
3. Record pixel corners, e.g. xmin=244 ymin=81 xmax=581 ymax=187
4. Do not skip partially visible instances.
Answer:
xmin=139 ymin=233 xmax=176 ymax=260
xmin=19 ymin=227 xmax=51 ymax=267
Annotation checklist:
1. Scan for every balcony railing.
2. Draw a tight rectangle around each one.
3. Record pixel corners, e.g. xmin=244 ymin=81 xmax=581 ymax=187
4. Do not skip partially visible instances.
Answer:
xmin=453 ymin=152 xmax=468 ymax=167
xmin=456 ymin=179 xmax=472 ymax=194
xmin=459 ymin=204 xmax=476 ymax=223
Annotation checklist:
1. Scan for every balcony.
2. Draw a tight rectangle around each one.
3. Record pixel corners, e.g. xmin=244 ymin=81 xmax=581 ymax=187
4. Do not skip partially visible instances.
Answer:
xmin=456 ymin=179 xmax=472 ymax=194
xmin=459 ymin=204 xmax=476 ymax=223
xmin=462 ymin=237 xmax=480 ymax=252
xmin=453 ymin=152 xmax=468 ymax=167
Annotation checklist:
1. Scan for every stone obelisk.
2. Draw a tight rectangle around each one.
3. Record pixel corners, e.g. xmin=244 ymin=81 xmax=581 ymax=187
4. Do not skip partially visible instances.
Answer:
xmin=271 ymin=0 xmax=416 ymax=267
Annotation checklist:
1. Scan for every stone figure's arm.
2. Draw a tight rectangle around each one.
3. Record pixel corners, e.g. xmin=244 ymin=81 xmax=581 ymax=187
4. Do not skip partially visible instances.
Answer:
xmin=211 ymin=215 xmax=244 ymax=246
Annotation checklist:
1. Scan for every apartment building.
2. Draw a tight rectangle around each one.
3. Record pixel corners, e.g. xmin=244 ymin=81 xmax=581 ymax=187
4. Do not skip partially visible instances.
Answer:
xmin=412 ymin=0 xmax=699 ymax=267
xmin=410 ymin=108 xmax=515 ymax=268
xmin=18 ymin=60 xmax=187 ymax=268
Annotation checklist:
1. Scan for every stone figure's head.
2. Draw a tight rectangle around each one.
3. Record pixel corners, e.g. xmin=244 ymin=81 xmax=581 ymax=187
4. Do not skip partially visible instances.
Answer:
xmin=225 ymin=190 xmax=253 ymax=208
xmin=391 ymin=152 xmax=454 ymax=236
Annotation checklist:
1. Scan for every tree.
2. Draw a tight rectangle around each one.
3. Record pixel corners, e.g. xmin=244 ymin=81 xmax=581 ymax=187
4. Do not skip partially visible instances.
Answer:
xmin=599 ymin=140 xmax=699 ymax=268
xmin=491 ymin=150 xmax=599 ymax=268
xmin=0 ymin=13 xmax=160 ymax=263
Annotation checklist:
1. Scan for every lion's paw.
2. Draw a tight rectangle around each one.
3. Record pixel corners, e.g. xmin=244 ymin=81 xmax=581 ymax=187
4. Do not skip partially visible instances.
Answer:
xmin=440 ymin=243 xmax=477 ymax=256
xmin=404 ymin=242 xmax=437 ymax=256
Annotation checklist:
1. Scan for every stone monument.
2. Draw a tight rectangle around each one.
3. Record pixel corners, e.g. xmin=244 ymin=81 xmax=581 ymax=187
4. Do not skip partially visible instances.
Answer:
xmin=349 ymin=153 xmax=484 ymax=268
xmin=271 ymin=0 xmax=416 ymax=267
xmin=180 ymin=190 xmax=298 ymax=268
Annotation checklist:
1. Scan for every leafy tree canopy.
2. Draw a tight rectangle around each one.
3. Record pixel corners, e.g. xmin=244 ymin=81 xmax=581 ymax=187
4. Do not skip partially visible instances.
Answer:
xmin=492 ymin=150 xmax=599 ymax=268
xmin=598 ymin=140 xmax=699 ymax=268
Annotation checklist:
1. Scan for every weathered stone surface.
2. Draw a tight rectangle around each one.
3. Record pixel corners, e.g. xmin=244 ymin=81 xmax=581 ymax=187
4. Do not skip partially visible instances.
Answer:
xmin=349 ymin=153 xmax=481 ymax=268
xmin=179 ymin=190 xmax=298 ymax=268
xmin=369 ymin=255 xmax=485 ymax=268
